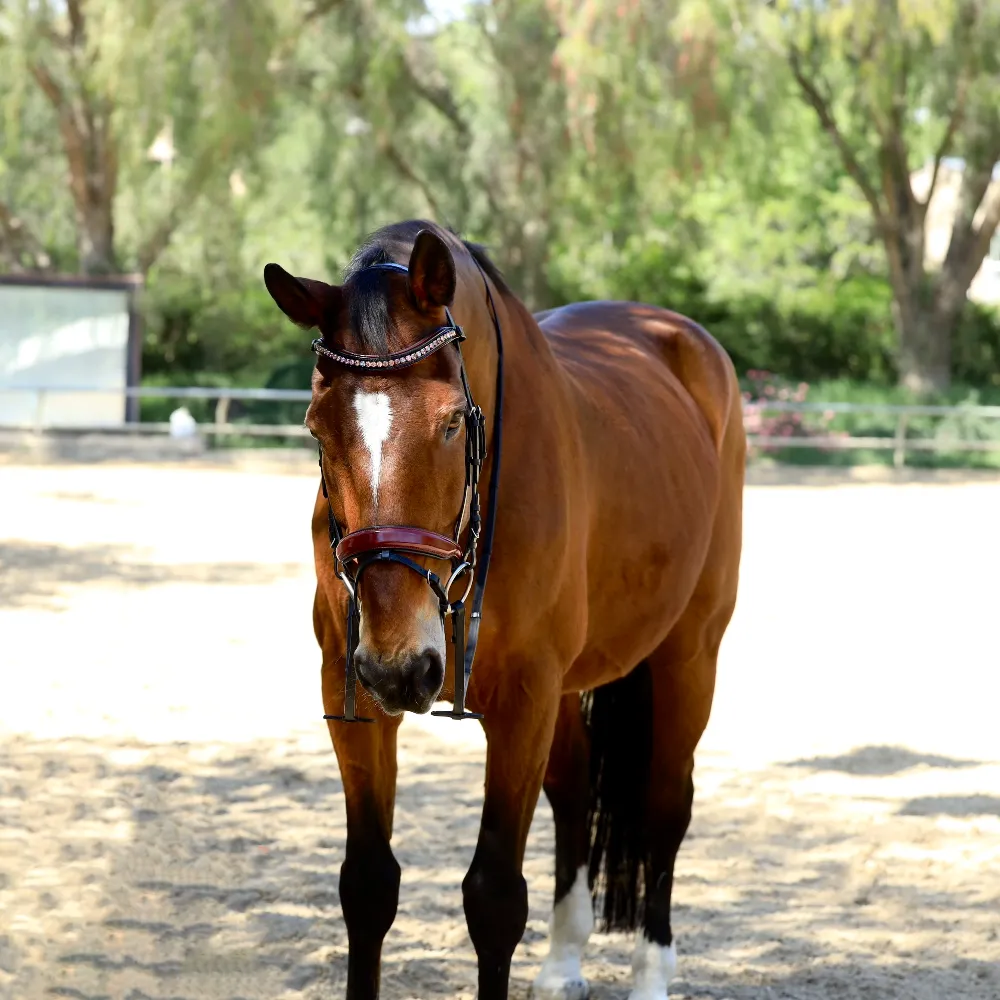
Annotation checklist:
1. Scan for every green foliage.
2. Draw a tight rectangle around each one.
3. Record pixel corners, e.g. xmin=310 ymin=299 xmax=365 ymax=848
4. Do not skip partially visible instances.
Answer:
xmin=141 ymin=269 xmax=312 ymax=385
xmin=3 ymin=0 xmax=1000 ymax=397
xmin=549 ymin=230 xmax=900 ymax=383
xmin=953 ymin=302 xmax=1000 ymax=386
xmin=735 ymin=0 xmax=1000 ymax=389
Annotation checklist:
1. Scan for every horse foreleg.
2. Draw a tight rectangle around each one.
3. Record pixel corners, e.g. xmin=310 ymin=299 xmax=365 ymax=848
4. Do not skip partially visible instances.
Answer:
xmin=464 ymin=681 xmax=560 ymax=1000
xmin=324 ymin=661 xmax=402 ymax=1000
xmin=532 ymin=693 xmax=593 ymax=1000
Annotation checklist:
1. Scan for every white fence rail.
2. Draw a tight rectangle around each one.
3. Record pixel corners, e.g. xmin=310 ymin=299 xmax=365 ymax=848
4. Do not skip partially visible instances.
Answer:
xmin=3 ymin=386 xmax=1000 ymax=467
xmin=0 ymin=385 xmax=313 ymax=439
xmin=744 ymin=399 xmax=1000 ymax=467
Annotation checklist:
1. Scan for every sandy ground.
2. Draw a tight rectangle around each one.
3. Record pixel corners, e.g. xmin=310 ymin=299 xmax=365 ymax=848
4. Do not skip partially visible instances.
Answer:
xmin=1 ymin=460 xmax=999 ymax=1000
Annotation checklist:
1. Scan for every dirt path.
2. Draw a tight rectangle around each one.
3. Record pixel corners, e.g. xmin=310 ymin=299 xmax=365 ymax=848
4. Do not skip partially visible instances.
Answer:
xmin=1 ymin=463 xmax=998 ymax=1000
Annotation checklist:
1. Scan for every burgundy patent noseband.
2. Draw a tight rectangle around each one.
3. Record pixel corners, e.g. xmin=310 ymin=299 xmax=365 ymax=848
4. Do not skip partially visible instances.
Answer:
xmin=316 ymin=260 xmax=504 ymax=723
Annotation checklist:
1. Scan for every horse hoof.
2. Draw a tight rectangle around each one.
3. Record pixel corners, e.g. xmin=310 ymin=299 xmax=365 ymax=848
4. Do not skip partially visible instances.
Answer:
xmin=530 ymin=976 xmax=591 ymax=1000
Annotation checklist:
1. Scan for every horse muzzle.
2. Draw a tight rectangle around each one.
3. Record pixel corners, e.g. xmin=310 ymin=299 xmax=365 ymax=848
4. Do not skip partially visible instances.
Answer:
xmin=353 ymin=646 xmax=446 ymax=715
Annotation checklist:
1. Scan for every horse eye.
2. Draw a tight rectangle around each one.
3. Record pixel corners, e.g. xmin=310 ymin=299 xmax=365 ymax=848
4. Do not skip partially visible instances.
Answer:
xmin=444 ymin=410 xmax=464 ymax=440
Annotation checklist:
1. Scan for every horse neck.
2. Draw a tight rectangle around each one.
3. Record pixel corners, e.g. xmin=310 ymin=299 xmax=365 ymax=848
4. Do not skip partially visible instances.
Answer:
xmin=455 ymin=261 xmax=554 ymax=420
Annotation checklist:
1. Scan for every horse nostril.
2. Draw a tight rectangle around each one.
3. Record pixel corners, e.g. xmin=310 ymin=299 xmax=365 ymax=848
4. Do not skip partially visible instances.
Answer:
xmin=354 ymin=651 xmax=380 ymax=689
xmin=412 ymin=648 xmax=445 ymax=701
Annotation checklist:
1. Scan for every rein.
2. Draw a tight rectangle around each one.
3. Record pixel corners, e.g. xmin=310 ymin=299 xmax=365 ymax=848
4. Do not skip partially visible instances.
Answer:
xmin=316 ymin=260 xmax=504 ymax=723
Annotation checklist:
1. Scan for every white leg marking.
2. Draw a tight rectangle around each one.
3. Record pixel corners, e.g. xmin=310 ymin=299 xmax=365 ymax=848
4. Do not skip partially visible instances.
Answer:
xmin=627 ymin=937 xmax=677 ymax=1000
xmin=531 ymin=866 xmax=593 ymax=1000
xmin=352 ymin=390 xmax=393 ymax=514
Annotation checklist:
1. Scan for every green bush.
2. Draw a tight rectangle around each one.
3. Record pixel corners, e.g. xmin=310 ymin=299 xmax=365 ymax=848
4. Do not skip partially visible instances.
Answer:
xmin=547 ymin=237 xmax=1000 ymax=387
xmin=549 ymin=239 xmax=898 ymax=383
xmin=139 ymin=251 xmax=1000 ymax=400
xmin=710 ymin=279 xmax=897 ymax=384
xmin=140 ymin=269 xmax=313 ymax=387
xmin=953 ymin=302 xmax=1000 ymax=387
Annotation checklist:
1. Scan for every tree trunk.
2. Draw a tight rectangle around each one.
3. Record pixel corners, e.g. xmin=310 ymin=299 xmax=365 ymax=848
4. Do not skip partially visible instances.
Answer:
xmin=77 ymin=189 xmax=118 ymax=276
xmin=893 ymin=293 xmax=956 ymax=393
xmin=785 ymin=14 xmax=1000 ymax=395
xmin=892 ymin=188 xmax=1000 ymax=393
xmin=880 ymin=199 xmax=951 ymax=391
xmin=63 ymin=104 xmax=119 ymax=275
xmin=30 ymin=60 xmax=120 ymax=276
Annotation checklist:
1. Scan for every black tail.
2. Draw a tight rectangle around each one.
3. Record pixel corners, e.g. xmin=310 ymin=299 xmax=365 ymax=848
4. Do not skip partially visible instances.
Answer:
xmin=581 ymin=660 xmax=653 ymax=932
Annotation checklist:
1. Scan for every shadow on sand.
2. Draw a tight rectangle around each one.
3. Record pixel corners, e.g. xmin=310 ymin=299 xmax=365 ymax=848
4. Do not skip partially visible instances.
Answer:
xmin=2 ymin=731 xmax=997 ymax=1000
xmin=0 ymin=540 xmax=304 ymax=610
xmin=784 ymin=744 xmax=986 ymax=776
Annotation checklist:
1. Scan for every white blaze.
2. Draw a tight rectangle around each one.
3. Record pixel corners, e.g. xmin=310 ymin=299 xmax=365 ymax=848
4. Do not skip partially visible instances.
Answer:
xmin=627 ymin=938 xmax=677 ymax=1000
xmin=532 ymin=866 xmax=593 ymax=1000
xmin=352 ymin=390 xmax=393 ymax=513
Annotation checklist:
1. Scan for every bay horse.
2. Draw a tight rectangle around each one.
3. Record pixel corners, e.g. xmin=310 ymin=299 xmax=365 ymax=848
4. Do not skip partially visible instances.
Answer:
xmin=263 ymin=220 xmax=744 ymax=1000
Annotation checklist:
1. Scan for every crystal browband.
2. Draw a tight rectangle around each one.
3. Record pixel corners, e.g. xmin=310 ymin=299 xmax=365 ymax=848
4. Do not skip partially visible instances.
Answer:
xmin=311 ymin=324 xmax=464 ymax=372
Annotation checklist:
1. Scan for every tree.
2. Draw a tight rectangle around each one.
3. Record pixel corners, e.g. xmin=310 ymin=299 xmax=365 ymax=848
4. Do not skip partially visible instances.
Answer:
xmin=0 ymin=0 xmax=343 ymax=276
xmin=752 ymin=0 xmax=1000 ymax=391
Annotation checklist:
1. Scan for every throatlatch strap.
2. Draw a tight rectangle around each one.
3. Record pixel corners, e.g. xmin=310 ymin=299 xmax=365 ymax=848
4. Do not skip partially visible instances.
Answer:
xmin=462 ymin=264 xmax=504 ymax=681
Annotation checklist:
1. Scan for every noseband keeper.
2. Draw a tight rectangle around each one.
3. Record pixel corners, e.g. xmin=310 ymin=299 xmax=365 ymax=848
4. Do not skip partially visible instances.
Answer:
xmin=316 ymin=258 xmax=504 ymax=724
xmin=336 ymin=526 xmax=463 ymax=564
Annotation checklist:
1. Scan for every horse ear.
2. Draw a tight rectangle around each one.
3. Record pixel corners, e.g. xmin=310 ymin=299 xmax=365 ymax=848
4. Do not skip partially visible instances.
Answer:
xmin=407 ymin=229 xmax=456 ymax=311
xmin=263 ymin=263 xmax=337 ymax=329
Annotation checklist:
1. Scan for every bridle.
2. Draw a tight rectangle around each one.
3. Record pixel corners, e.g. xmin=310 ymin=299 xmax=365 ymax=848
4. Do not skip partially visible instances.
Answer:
xmin=314 ymin=260 xmax=504 ymax=723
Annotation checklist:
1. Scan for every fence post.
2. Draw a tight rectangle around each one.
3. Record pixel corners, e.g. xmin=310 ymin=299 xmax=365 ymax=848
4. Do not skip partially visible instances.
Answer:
xmin=213 ymin=396 xmax=231 ymax=443
xmin=893 ymin=413 xmax=909 ymax=469
xmin=33 ymin=389 xmax=46 ymax=434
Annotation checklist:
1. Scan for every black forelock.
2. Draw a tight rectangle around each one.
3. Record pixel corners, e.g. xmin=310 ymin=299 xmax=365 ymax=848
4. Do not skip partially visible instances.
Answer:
xmin=343 ymin=245 xmax=391 ymax=356
xmin=342 ymin=240 xmax=394 ymax=356
xmin=339 ymin=221 xmax=508 ymax=356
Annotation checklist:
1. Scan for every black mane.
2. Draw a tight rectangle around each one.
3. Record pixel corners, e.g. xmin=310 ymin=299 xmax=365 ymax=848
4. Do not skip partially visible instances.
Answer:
xmin=340 ymin=221 xmax=509 ymax=356
xmin=460 ymin=237 xmax=510 ymax=298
